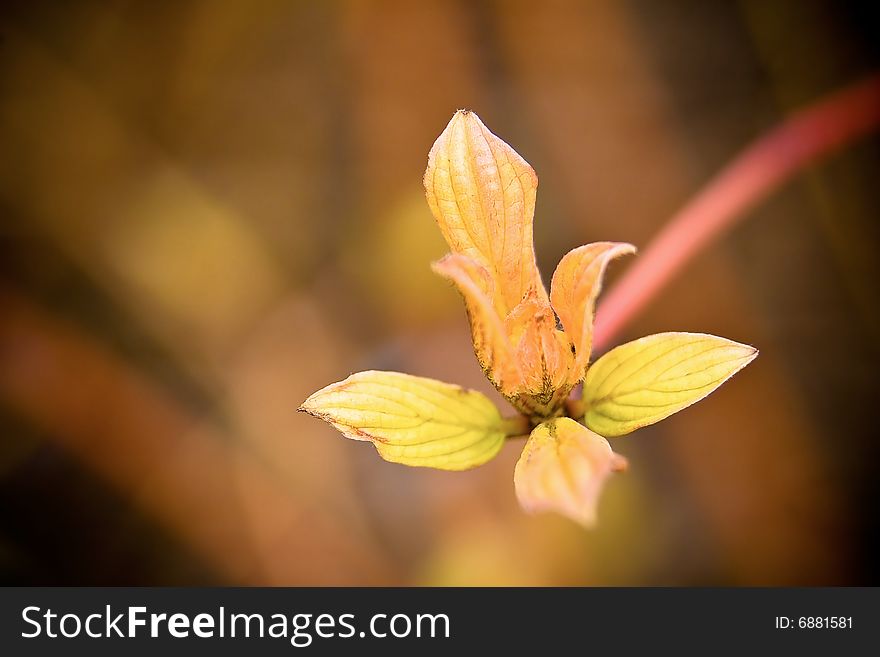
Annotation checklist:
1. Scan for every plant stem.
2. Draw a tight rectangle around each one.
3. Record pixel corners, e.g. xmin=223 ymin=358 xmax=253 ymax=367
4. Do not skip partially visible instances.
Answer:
xmin=592 ymin=74 xmax=880 ymax=351
xmin=501 ymin=414 xmax=531 ymax=438
xmin=564 ymin=397 xmax=585 ymax=420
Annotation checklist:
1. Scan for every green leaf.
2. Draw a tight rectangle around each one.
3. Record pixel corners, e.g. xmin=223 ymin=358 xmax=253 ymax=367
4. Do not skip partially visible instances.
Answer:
xmin=299 ymin=370 xmax=507 ymax=470
xmin=582 ymin=332 xmax=758 ymax=437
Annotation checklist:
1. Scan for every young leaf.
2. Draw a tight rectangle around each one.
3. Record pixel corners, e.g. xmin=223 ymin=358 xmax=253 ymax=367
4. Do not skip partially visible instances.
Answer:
xmin=424 ymin=109 xmax=546 ymax=313
xmin=503 ymin=289 xmax=574 ymax=416
xmin=550 ymin=242 xmax=636 ymax=381
xmin=299 ymin=370 xmax=507 ymax=471
xmin=582 ymin=332 xmax=758 ymax=437
xmin=431 ymin=254 xmax=520 ymax=395
xmin=514 ymin=417 xmax=627 ymax=527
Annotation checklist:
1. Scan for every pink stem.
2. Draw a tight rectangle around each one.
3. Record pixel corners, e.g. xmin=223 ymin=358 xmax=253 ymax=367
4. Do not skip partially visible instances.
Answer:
xmin=592 ymin=74 xmax=880 ymax=351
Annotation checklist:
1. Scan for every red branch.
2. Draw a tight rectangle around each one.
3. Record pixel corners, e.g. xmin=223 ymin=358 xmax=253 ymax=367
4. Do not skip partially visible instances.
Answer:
xmin=593 ymin=74 xmax=880 ymax=351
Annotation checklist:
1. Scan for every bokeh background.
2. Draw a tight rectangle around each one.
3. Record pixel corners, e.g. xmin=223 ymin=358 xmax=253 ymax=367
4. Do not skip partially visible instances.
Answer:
xmin=1 ymin=0 xmax=879 ymax=585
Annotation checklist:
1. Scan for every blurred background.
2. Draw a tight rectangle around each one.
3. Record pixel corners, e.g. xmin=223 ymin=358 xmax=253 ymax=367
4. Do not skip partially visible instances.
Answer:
xmin=1 ymin=0 xmax=879 ymax=585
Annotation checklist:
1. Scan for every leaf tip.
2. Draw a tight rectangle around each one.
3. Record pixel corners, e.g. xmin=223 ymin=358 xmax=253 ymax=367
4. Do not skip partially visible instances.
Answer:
xmin=298 ymin=387 xmax=324 ymax=413
xmin=611 ymin=452 xmax=629 ymax=473
xmin=733 ymin=342 xmax=760 ymax=368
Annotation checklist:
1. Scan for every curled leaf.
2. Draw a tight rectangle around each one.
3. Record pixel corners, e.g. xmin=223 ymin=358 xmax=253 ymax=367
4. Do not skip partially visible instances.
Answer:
xmin=504 ymin=290 xmax=573 ymax=416
xmin=431 ymin=254 xmax=519 ymax=393
xmin=514 ymin=417 xmax=627 ymax=527
xmin=299 ymin=370 xmax=507 ymax=471
xmin=424 ymin=109 xmax=545 ymax=313
xmin=550 ymin=242 xmax=636 ymax=382
xmin=582 ymin=332 xmax=758 ymax=437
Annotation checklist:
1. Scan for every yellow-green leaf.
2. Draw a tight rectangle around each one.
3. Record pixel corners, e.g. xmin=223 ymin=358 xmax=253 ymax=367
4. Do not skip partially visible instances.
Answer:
xmin=582 ymin=332 xmax=758 ymax=437
xmin=514 ymin=417 xmax=627 ymax=527
xmin=299 ymin=370 xmax=507 ymax=470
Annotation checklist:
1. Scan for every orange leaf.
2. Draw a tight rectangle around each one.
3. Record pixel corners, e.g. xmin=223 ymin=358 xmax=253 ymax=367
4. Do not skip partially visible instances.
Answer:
xmin=504 ymin=290 xmax=573 ymax=414
xmin=514 ymin=417 xmax=627 ymax=526
xmin=431 ymin=254 xmax=521 ymax=394
xmin=424 ymin=110 xmax=546 ymax=313
xmin=550 ymin=242 xmax=636 ymax=382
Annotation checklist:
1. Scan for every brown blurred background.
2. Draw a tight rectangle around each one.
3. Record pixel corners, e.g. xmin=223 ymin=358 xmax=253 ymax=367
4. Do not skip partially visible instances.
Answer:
xmin=1 ymin=0 xmax=878 ymax=585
